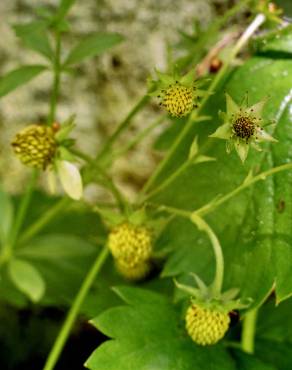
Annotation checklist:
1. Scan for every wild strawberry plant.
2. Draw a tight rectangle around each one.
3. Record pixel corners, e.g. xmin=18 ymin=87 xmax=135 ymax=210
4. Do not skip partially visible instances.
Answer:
xmin=0 ymin=0 xmax=292 ymax=369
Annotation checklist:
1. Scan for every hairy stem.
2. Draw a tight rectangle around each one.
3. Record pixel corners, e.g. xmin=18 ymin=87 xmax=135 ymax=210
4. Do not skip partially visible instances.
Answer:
xmin=151 ymin=163 xmax=292 ymax=222
xmin=42 ymin=246 xmax=109 ymax=370
xmin=241 ymin=308 xmax=259 ymax=354
xmin=140 ymin=13 xmax=266 ymax=197
xmin=194 ymin=162 xmax=292 ymax=217
xmin=97 ymin=95 xmax=150 ymax=158
xmin=48 ymin=31 xmax=62 ymax=124
xmin=144 ymin=159 xmax=192 ymax=202
xmin=112 ymin=115 xmax=165 ymax=161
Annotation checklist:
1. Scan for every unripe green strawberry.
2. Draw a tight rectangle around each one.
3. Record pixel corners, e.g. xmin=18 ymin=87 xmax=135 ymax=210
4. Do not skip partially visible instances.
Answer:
xmin=108 ymin=222 xmax=152 ymax=267
xmin=11 ymin=124 xmax=56 ymax=169
xmin=161 ymin=83 xmax=195 ymax=117
xmin=185 ymin=304 xmax=230 ymax=346
xmin=115 ymin=259 xmax=151 ymax=281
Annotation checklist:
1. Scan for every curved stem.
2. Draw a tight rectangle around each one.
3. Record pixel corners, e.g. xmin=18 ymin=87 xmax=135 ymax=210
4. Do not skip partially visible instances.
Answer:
xmin=241 ymin=308 xmax=259 ymax=354
xmin=42 ymin=246 xmax=109 ymax=370
xmin=19 ymin=197 xmax=70 ymax=245
xmin=191 ymin=214 xmax=224 ymax=295
xmin=154 ymin=204 xmax=191 ymax=218
xmin=48 ymin=31 xmax=62 ymax=125
xmin=97 ymin=95 xmax=150 ymax=158
xmin=140 ymin=14 xmax=266 ymax=197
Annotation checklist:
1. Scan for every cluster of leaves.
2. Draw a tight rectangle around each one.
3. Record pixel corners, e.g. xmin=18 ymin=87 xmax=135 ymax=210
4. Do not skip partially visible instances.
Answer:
xmin=0 ymin=0 xmax=123 ymax=98
xmin=87 ymin=286 xmax=290 ymax=370
xmin=1 ymin=1 xmax=292 ymax=370
xmin=83 ymin=20 xmax=292 ymax=370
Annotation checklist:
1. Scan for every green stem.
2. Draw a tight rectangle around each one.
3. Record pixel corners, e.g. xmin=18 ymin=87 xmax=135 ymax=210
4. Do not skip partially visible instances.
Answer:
xmin=72 ymin=149 xmax=126 ymax=211
xmin=19 ymin=197 xmax=70 ymax=245
xmin=48 ymin=31 xmax=62 ymax=125
xmin=149 ymin=210 xmax=224 ymax=296
xmin=194 ymin=162 xmax=292 ymax=217
xmin=111 ymin=115 xmax=166 ymax=161
xmin=97 ymin=95 xmax=150 ymax=158
xmin=42 ymin=246 xmax=109 ymax=370
xmin=144 ymin=160 xmax=191 ymax=201
xmin=191 ymin=214 xmax=224 ymax=295
xmin=9 ymin=170 xmax=38 ymax=247
xmin=140 ymin=13 xmax=266 ymax=197
xmin=153 ymin=204 xmax=191 ymax=219
xmin=241 ymin=308 xmax=259 ymax=354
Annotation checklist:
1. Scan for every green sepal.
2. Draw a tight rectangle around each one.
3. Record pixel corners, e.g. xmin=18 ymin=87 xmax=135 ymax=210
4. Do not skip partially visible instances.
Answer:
xmin=154 ymin=69 xmax=174 ymax=86
xmin=93 ymin=207 xmax=125 ymax=226
xmin=127 ymin=208 xmax=148 ymax=226
xmin=174 ymin=279 xmax=201 ymax=298
xmin=188 ymin=136 xmax=199 ymax=159
xmin=58 ymin=146 xmax=77 ymax=162
xmin=175 ymin=272 xmax=252 ymax=313
xmin=55 ymin=115 xmax=76 ymax=142
xmin=179 ymin=69 xmax=195 ymax=87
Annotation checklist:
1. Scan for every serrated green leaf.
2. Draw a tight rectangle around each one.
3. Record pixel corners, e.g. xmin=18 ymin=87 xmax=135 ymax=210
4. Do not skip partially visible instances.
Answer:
xmin=127 ymin=208 xmax=147 ymax=225
xmin=86 ymin=286 xmax=237 ymax=370
xmin=0 ymin=189 xmax=14 ymax=245
xmin=8 ymin=259 xmax=45 ymax=302
xmin=13 ymin=21 xmax=54 ymax=60
xmin=153 ymin=55 xmax=292 ymax=307
xmin=0 ymin=65 xmax=47 ymax=98
xmin=64 ymin=33 xmax=124 ymax=66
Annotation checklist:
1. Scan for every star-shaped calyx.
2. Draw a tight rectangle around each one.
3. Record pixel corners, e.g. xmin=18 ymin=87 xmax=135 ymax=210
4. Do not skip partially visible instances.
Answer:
xmin=210 ymin=93 xmax=277 ymax=162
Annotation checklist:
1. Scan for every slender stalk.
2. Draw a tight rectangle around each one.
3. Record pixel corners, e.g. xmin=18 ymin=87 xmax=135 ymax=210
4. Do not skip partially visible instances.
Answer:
xmin=150 ymin=161 xmax=292 ymax=225
xmin=48 ymin=31 xmax=62 ymax=125
xmin=144 ymin=160 xmax=191 ymax=201
xmin=111 ymin=115 xmax=165 ymax=160
xmin=191 ymin=214 xmax=224 ymax=295
xmin=72 ymin=149 xmax=126 ymax=211
xmin=9 ymin=170 xmax=38 ymax=247
xmin=194 ymin=162 xmax=292 ymax=217
xmin=19 ymin=197 xmax=70 ymax=245
xmin=140 ymin=116 xmax=211 ymax=203
xmin=241 ymin=308 xmax=259 ymax=354
xmin=140 ymin=14 xmax=266 ymax=197
xmin=153 ymin=204 xmax=191 ymax=219
xmin=42 ymin=246 xmax=109 ymax=370
xmin=97 ymin=94 xmax=150 ymax=158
